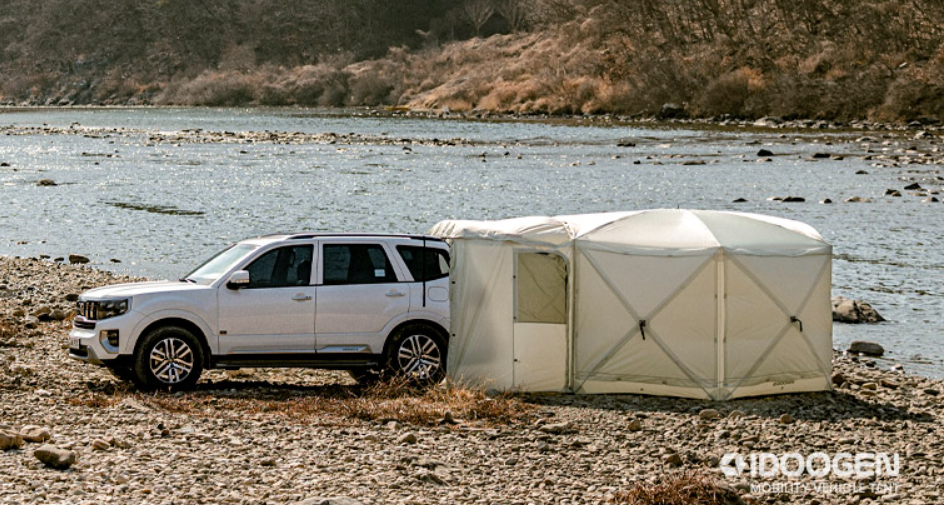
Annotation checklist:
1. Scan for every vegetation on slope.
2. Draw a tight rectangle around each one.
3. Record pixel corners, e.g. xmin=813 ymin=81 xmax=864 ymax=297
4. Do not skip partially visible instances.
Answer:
xmin=1 ymin=0 xmax=943 ymax=121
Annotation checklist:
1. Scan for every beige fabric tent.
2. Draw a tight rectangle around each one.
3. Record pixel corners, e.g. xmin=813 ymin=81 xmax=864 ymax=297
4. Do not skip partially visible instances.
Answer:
xmin=430 ymin=209 xmax=833 ymax=400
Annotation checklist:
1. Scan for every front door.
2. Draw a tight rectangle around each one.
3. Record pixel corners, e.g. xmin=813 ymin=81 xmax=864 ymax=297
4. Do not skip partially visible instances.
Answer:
xmin=218 ymin=244 xmax=316 ymax=354
xmin=316 ymin=242 xmax=409 ymax=354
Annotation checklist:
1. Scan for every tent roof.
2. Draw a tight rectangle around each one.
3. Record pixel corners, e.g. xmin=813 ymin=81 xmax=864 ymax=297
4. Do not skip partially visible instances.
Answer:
xmin=431 ymin=209 xmax=830 ymax=255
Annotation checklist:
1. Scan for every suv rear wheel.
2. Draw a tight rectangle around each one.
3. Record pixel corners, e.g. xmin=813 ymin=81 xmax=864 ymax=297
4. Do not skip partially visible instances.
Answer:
xmin=386 ymin=324 xmax=446 ymax=383
xmin=133 ymin=326 xmax=204 ymax=391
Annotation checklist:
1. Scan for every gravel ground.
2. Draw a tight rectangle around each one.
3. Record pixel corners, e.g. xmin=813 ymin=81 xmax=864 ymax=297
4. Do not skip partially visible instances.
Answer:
xmin=1 ymin=256 xmax=942 ymax=505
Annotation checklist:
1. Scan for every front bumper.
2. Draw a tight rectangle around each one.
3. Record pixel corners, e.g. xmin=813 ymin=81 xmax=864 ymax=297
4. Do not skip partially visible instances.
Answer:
xmin=68 ymin=315 xmax=136 ymax=367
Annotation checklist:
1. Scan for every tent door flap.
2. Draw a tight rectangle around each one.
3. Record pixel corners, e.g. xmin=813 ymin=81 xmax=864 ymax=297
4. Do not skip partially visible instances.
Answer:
xmin=513 ymin=251 xmax=568 ymax=391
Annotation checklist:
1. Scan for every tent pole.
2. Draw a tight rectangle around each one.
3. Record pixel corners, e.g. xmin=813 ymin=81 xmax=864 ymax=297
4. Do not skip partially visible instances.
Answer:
xmin=716 ymin=250 xmax=725 ymax=401
xmin=567 ymin=242 xmax=577 ymax=392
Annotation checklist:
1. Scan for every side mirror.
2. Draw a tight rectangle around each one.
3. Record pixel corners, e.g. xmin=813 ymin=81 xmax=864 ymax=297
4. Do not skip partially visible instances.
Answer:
xmin=226 ymin=270 xmax=250 ymax=290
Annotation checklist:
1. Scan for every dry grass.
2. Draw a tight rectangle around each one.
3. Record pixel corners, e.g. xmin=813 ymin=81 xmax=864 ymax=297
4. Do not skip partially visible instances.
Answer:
xmin=68 ymin=376 xmax=535 ymax=427
xmin=611 ymin=472 xmax=757 ymax=505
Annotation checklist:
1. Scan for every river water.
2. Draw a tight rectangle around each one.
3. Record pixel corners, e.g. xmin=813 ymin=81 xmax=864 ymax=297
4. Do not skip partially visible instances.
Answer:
xmin=0 ymin=107 xmax=941 ymax=376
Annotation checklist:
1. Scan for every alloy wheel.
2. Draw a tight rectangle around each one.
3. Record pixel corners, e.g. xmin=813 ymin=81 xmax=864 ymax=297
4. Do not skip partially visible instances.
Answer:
xmin=396 ymin=334 xmax=442 ymax=380
xmin=149 ymin=337 xmax=195 ymax=384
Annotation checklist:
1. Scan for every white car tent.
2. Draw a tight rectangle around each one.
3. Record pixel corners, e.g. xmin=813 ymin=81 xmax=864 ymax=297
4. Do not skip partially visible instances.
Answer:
xmin=430 ymin=209 xmax=833 ymax=400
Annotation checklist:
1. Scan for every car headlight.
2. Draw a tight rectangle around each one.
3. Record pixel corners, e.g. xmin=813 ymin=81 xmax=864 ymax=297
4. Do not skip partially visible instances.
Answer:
xmin=77 ymin=298 xmax=131 ymax=321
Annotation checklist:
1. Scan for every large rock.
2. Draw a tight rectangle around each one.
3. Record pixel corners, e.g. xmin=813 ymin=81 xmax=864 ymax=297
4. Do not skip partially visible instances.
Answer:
xmin=848 ymin=341 xmax=885 ymax=357
xmin=33 ymin=444 xmax=76 ymax=469
xmin=832 ymin=297 xmax=885 ymax=323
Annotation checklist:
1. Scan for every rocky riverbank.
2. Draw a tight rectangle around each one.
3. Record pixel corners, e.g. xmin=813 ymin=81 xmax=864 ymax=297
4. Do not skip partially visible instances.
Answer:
xmin=1 ymin=256 xmax=942 ymax=505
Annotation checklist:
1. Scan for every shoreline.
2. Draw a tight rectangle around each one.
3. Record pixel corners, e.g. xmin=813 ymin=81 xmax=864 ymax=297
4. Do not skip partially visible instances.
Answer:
xmin=0 ymin=256 xmax=942 ymax=504
xmin=3 ymin=104 xmax=943 ymax=136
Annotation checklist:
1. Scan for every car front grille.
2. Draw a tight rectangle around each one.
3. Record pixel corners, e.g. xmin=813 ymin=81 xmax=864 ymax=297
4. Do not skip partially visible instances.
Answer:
xmin=77 ymin=300 xmax=99 ymax=321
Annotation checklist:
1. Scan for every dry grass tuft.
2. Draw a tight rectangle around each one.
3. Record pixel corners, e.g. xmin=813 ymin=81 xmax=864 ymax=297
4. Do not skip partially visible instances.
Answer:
xmin=72 ymin=376 xmax=535 ymax=427
xmin=611 ymin=472 xmax=757 ymax=505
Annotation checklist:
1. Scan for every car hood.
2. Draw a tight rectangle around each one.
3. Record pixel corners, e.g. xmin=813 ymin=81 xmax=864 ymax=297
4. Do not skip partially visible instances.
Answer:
xmin=80 ymin=281 xmax=211 ymax=299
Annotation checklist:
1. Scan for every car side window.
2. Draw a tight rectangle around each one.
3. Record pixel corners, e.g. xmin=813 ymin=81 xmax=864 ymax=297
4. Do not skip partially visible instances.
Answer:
xmin=323 ymin=244 xmax=398 ymax=285
xmin=396 ymin=246 xmax=449 ymax=281
xmin=245 ymin=245 xmax=313 ymax=288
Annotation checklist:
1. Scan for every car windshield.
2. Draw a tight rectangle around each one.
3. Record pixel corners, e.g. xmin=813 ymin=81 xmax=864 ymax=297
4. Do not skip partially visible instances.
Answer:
xmin=183 ymin=244 xmax=258 ymax=285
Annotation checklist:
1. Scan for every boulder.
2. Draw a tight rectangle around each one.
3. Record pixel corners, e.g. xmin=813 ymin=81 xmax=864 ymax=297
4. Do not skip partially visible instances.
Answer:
xmin=904 ymin=182 xmax=922 ymax=190
xmin=848 ymin=340 xmax=885 ymax=357
xmin=756 ymin=149 xmax=774 ymax=157
xmin=832 ymin=297 xmax=885 ymax=324
xmin=33 ymin=444 xmax=76 ymax=469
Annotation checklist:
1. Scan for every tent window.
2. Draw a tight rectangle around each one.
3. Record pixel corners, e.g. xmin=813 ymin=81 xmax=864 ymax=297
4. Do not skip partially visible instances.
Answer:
xmin=516 ymin=253 xmax=567 ymax=324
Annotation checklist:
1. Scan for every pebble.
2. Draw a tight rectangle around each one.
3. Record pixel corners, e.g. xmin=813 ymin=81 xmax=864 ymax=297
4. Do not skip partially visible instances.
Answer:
xmin=396 ymin=432 xmax=417 ymax=445
xmin=698 ymin=408 xmax=720 ymax=421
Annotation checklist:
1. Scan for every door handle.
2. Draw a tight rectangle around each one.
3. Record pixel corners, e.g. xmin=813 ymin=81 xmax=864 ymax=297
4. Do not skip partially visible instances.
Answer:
xmin=385 ymin=290 xmax=405 ymax=297
xmin=292 ymin=294 xmax=312 ymax=301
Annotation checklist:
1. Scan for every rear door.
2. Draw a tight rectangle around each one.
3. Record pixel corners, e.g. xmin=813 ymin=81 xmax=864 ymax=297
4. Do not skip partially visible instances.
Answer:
xmin=217 ymin=244 xmax=316 ymax=354
xmin=315 ymin=241 xmax=410 ymax=354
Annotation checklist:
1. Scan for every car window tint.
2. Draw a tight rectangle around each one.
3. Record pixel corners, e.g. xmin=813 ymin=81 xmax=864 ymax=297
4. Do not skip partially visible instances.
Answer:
xmin=323 ymin=244 xmax=398 ymax=285
xmin=396 ymin=246 xmax=450 ymax=281
xmin=245 ymin=245 xmax=313 ymax=288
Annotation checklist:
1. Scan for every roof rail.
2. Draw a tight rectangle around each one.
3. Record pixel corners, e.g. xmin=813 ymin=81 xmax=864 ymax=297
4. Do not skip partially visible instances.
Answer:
xmin=269 ymin=232 xmax=444 ymax=241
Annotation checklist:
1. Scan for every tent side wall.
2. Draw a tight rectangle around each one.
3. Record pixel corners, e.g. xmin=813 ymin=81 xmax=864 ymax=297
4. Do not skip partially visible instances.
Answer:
xmin=723 ymin=250 xmax=833 ymax=399
xmin=446 ymin=239 xmax=516 ymax=389
xmin=572 ymin=245 xmax=719 ymax=400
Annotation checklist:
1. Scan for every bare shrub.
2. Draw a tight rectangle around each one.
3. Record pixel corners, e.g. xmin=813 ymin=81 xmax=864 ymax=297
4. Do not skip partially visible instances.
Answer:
xmin=165 ymin=71 xmax=257 ymax=106
xmin=693 ymin=68 xmax=753 ymax=117
xmin=348 ymin=69 xmax=395 ymax=105
xmin=610 ymin=471 xmax=758 ymax=505
xmin=288 ymin=65 xmax=351 ymax=107
xmin=68 ymin=377 xmax=535 ymax=427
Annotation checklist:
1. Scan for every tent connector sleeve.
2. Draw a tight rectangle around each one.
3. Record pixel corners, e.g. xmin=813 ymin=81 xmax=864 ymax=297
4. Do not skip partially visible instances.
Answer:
xmin=639 ymin=319 xmax=647 ymax=340
xmin=790 ymin=316 xmax=803 ymax=332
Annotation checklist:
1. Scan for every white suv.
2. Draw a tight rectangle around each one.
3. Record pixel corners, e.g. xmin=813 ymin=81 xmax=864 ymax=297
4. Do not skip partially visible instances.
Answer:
xmin=68 ymin=234 xmax=451 ymax=391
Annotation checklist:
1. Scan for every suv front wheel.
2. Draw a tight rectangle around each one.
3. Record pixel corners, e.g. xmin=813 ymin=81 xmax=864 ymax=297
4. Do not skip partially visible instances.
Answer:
xmin=386 ymin=324 xmax=446 ymax=383
xmin=133 ymin=326 xmax=204 ymax=391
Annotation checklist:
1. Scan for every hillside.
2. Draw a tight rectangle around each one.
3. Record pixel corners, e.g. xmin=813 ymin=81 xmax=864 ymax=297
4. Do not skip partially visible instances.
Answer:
xmin=2 ymin=0 xmax=943 ymax=122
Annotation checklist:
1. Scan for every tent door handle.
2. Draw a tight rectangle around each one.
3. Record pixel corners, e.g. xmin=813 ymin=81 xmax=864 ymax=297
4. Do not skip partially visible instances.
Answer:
xmin=790 ymin=316 xmax=803 ymax=332
xmin=639 ymin=320 xmax=647 ymax=340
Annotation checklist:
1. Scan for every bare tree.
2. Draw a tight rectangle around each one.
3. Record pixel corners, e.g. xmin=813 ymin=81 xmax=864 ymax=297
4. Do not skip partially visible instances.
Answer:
xmin=463 ymin=0 xmax=494 ymax=37
xmin=495 ymin=0 xmax=530 ymax=32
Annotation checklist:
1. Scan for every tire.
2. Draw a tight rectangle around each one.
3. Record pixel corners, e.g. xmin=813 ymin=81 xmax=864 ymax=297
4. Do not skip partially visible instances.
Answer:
xmin=132 ymin=326 xmax=204 ymax=392
xmin=108 ymin=366 xmax=137 ymax=383
xmin=385 ymin=324 xmax=447 ymax=383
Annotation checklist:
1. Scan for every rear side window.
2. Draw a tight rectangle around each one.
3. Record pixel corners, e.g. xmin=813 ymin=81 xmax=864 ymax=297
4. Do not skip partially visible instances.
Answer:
xmin=323 ymin=244 xmax=398 ymax=285
xmin=397 ymin=246 xmax=450 ymax=282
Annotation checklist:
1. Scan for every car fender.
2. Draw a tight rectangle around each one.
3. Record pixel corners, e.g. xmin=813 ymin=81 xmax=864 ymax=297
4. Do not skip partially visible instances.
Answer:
xmin=125 ymin=310 xmax=217 ymax=355
xmin=380 ymin=311 xmax=450 ymax=340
